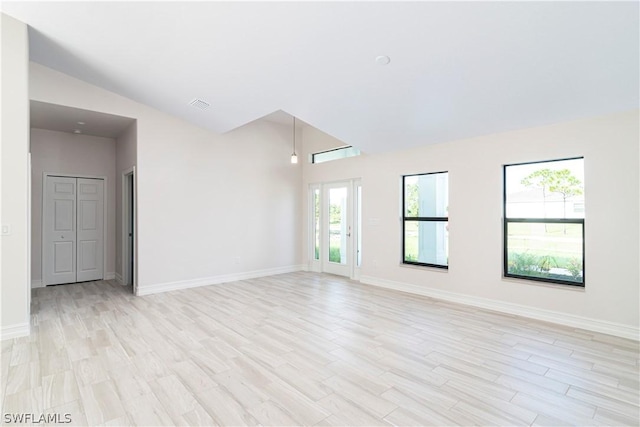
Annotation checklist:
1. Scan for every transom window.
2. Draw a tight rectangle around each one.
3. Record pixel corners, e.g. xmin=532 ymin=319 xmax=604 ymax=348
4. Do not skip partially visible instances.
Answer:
xmin=504 ymin=157 xmax=585 ymax=286
xmin=402 ymin=172 xmax=449 ymax=268
xmin=312 ymin=146 xmax=360 ymax=164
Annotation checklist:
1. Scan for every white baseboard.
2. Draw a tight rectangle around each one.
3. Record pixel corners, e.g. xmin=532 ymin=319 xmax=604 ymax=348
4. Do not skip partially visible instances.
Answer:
xmin=360 ymin=275 xmax=639 ymax=341
xmin=33 ymin=274 xmax=117 ymax=288
xmin=115 ymin=272 xmax=124 ymax=285
xmin=136 ymin=265 xmax=306 ymax=296
xmin=1 ymin=322 xmax=30 ymax=340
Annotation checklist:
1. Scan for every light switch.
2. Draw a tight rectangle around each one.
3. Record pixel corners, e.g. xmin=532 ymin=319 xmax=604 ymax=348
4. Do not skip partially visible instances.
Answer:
xmin=1 ymin=224 xmax=11 ymax=235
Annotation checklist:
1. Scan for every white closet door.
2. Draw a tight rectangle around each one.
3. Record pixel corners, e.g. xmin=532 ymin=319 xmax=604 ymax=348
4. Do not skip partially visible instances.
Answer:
xmin=44 ymin=176 xmax=77 ymax=285
xmin=76 ymin=178 xmax=104 ymax=282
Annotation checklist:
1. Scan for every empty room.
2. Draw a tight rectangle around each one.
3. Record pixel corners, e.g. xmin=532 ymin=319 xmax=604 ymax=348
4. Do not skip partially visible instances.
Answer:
xmin=1 ymin=1 xmax=638 ymax=426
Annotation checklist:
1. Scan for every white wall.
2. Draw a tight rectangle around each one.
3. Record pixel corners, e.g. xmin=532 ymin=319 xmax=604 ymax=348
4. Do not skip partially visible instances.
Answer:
xmin=30 ymin=63 xmax=303 ymax=295
xmin=30 ymin=128 xmax=117 ymax=285
xmin=302 ymin=125 xmax=348 ymax=162
xmin=11 ymin=26 xmax=636 ymax=340
xmin=0 ymin=13 xmax=30 ymax=338
xmin=302 ymin=110 xmax=640 ymax=339
xmin=115 ymin=121 xmax=136 ymax=281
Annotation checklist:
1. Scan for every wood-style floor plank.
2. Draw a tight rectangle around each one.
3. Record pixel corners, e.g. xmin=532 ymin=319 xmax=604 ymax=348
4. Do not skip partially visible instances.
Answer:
xmin=1 ymin=272 xmax=638 ymax=426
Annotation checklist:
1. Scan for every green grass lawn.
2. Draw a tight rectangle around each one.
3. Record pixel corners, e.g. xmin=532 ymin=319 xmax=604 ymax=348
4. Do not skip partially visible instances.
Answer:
xmin=329 ymin=229 xmax=343 ymax=263
xmin=507 ymin=222 xmax=582 ymax=269
xmin=404 ymin=221 xmax=582 ymax=278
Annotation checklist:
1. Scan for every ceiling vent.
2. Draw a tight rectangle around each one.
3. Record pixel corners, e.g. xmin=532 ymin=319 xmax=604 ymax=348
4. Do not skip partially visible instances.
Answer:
xmin=189 ymin=98 xmax=211 ymax=110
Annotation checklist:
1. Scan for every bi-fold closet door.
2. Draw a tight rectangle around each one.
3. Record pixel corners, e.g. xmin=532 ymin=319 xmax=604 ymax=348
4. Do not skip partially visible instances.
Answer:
xmin=43 ymin=176 xmax=105 ymax=286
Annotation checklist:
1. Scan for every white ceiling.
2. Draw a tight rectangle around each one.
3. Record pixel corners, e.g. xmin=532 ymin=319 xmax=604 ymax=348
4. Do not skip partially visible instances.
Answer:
xmin=3 ymin=1 xmax=638 ymax=153
xmin=30 ymin=101 xmax=135 ymax=138
xmin=257 ymin=110 xmax=306 ymax=128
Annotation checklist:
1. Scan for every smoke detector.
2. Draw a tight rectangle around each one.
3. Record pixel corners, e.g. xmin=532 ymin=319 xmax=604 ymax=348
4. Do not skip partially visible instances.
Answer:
xmin=375 ymin=55 xmax=391 ymax=65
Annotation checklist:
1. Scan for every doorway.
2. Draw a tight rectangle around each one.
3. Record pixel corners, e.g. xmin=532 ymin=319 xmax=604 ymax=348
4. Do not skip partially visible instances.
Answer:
xmin=323 ymin=182 xmax=351 ymax=276
xmin=42 ymin=174 xmax=106 ymax=285
xmin=122 ymin=167 xmax=136 ymax=294
xmin=311 ymin=179 xmax=362 ymax=279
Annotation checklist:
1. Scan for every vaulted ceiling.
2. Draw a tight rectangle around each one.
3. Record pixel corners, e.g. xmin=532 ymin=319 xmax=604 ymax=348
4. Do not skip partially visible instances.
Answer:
xmin=2 ymin=1 xmax=638 ymax=153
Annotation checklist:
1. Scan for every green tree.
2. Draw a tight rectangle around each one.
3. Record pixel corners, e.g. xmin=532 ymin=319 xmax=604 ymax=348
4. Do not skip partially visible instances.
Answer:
xmin=329 ymin=204 xmax=341 ymax=224
xmin=406 ymin=183 xmax=419 ymax=217
xmin=521 ymin=169 xmax=554 ymax=217
xmin=522 ymin=168 xmax=583 ymax=234
xmin=548 ymin=169 xmax=583 ymax=218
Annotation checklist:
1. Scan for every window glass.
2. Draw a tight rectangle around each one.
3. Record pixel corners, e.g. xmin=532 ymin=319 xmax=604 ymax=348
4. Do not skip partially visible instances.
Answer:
xmin=404 ymin=173 xmax=448 ymax=218
xmin=313 ymin=188 xmax=320 ymax=260
xmin=312 ymin=146 xmax=360 ymax=164
xmin=504 ymin=158 xmax=584 ymax=285
xmin=328 ymin=187 xmax=347 ymax=264
xmin=403 ymin=172 xmax=448 ymax=268
xmin=505 ymin=158 xmax=584 ymax=219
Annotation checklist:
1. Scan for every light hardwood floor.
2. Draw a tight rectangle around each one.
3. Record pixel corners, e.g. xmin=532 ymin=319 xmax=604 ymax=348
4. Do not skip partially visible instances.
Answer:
xmin=1 ymin=272 xmax=638 ymax=426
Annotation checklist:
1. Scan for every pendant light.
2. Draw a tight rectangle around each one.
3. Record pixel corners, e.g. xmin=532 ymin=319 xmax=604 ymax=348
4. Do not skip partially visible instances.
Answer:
xmin=290 ymin=116 xmax=298 ymax=164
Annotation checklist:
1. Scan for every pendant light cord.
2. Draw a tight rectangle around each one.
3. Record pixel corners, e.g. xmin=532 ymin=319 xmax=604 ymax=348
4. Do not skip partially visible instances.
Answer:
xmin=290 ymin=116 xmax=298 ymax=164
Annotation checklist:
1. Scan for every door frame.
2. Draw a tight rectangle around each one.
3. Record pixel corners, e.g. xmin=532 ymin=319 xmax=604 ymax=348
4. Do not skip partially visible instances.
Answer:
xmin=309 ymin=179 xmax=361 ymax=280
xmin=353 ymin=178 xmax=362 ymax=281
xmin=27 ymin=154 xmax=32 ymax=306
xmin=41 ymin=172 xmax=108 ymax=286
xmin=121 ymin=166 xmax=137 ymax=294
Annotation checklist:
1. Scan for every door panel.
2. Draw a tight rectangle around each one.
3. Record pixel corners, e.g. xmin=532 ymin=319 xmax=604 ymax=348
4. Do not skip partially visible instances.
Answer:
xmin=328 ymin=187 xmax=347 ymax=265
xmin=80 ymin=200 xmax=97 ymax=230
xmin=44 ymin=176 xmax=77 ymax=285
xmin=76 ymin=178 xmax=104 ymax=282
xmin=54 ymin=200 xmax=74 ymax=230
xmin=79 ymin=240 xmax=98 ymax=269
xmin=53 ymin=241 xmax=74 ymax=273
xmin=54 ymin=182 xmax=74 ymax=194
xmin=322 ymin=182 xmax=351 ymax=277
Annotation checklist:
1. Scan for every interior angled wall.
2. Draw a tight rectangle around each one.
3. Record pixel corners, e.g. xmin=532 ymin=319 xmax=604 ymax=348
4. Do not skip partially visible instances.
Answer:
xmin=29 ymin=62 xmax=303 ymax=296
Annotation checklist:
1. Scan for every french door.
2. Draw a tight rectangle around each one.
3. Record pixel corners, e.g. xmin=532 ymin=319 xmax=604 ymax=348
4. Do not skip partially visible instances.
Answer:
xmin=322 ymin=182 xmax=351 ymax=276
xmin=313 ymin=179 xmax=361 ymax=278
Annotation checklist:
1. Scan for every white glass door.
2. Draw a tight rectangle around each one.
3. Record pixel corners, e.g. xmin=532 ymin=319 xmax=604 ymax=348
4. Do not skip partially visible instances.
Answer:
xmin=322 ymin=181 xmax=352 ymax=277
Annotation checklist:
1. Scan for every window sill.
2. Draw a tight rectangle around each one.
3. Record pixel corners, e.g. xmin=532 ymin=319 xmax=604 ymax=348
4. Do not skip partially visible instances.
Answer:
xmin=502 ymin=275 xmax=585 ymax=291
xmin=399 ymin=262 xmax=448 ymax=273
